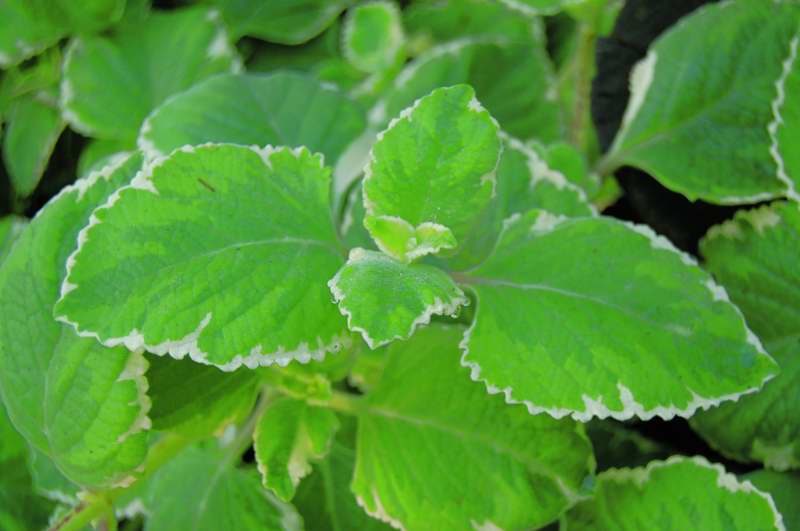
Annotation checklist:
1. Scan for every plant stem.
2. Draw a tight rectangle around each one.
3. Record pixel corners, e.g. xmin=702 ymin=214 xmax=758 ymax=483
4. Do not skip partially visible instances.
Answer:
xmin=311 ymin=389 xmax=364 ymax=415
xmin=567 ymin=22 xmax=597 ymax=151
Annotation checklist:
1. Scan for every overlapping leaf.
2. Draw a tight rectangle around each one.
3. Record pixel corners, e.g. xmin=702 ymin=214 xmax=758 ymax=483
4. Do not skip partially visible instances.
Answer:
xmin=771 ymin=32 xmax=800 ymax=202
xmin=56 ymin=144 xmax=349 ymax=370
xmin=0 ymin=216 xmax=26 ymax=264
xmin=691 ymin=202 xmax=800 ymax=470
xmin=458 ymin=209 xmax=778 ymax=421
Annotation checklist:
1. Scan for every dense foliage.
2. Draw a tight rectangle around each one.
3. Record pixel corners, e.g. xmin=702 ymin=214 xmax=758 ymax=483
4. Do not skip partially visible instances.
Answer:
xmin=0 ymin=0 xmax=798 ymax=530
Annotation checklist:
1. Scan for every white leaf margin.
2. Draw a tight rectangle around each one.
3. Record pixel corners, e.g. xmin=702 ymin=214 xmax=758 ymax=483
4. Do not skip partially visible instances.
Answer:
xmin=768 ymin=31 xmax=800 ymax=203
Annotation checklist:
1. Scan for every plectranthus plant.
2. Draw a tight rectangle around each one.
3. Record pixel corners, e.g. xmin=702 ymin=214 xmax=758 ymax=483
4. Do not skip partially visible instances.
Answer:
xmin=0 ymin=0 xmax=798 ymax=530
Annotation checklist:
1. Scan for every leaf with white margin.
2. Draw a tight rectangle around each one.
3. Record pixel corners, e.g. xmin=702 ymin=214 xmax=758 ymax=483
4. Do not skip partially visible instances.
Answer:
xmin=343 ymin=2 xmax=404 ymax=74
xmin=0 ymin=153 xmax=150 ymax=487
xmin=363 ymin=85 xmax=501 ymax=257
xmin=26 ymin=448 xmax=79 ymax=505
xmin=208 ymin=0 xmax=349 ymax=44
xmin=0 ymin=0 xmax=125 ymax=67
xmin=770 ymin=33 xmax=800 ymax=202
xmin=691 ymin=202 xmax=800 ymax=471
xmin=139 ymin=72 xmax=365 ymax=165
xmin=562 ymin=456 xmax=785 ymax=531
xmin=56 ymin=144 xmax=350 ymax=371
xmin=353 ymin=324 xmax=594 ymax=531
xmin=457 ymin=209 xmax=778 ymax=421
xmin=363 ymin=216 xmax=456 ymax=263
xmin=147 ymin=354 xmax=259 ymax=438
xmin=60 ymin=6 xmax=240 ymax=142
xmin=2 ymin=94 xmax=65 ymax=197
xmin=498 ymin=0 xmax=585 ymax=16
xmin=0 ymin=216 xmax=26 ymax=264
xmin=375 ymin=38 xmax=561 ymax=142
xmin=143 ymin=444 xmax=301 ymax=531
xmin=745 ymin=470 xmax=800 ymax=530
xmin=330 ymin=249 xmax=468 ymax=348
xmin=254 ymin=397 xmax=339 ymax=501
xmin=603 ymin=1 xmax=800 ymax=204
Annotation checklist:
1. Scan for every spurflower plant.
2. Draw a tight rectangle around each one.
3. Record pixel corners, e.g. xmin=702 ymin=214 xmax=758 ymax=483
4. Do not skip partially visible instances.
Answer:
xmin=0 ymin=0 xmax=799 ymax=530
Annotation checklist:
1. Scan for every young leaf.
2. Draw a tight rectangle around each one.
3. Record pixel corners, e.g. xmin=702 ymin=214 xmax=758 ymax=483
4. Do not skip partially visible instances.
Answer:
xmin=343 ymin=2 xmax=404 ymax=74
xmin=254 ymin=397 xmax=339 ymax=501
xmin=329 ymin=249 xmax=468 ymax=348
xmin=458 ymin=210 xmax=778 ymax=421
xmin=376 ymin=39 xmax=561 ymax=142
xmin=139 ymin=72 xmax=365 ymax=165
xmin=147 ymin=355 xmax=259 ymax=438
xmin=56 ymin=144 xmax=349 ymax=371
xmin=690 ymin=203 xmax=800 ymax=471
xmin=363 ymin=84 xmax=501 ymax=258
xmin=209 ymin=0 xmax=349 ymax=44
xmin=562 ymin=456 xmax=785 ymax=530
xmin=0 ymin=153 xmax=150 ymax=487
xmin=744 ymin=470 xmax=800 ymax=530
xmin=0 ymin=216 xmax=26 ymax=264
xmin=143 ymin=445 xmax=301 ymax=531
xmin=770 ymin=33 xmax=800 ymax=202
xmin=2 ymin=94 xmax=64 ymax=197
xmin=603 ymin=1 xmax=800 ymax=203
xmin=61 ymin=6 xmax=240 ymax=142
xmin=352 ymin=325 xmax=594 ymax=530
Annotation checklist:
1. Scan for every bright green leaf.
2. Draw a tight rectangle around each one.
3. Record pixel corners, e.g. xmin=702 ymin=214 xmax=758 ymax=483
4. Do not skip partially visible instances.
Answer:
xmin=771 ymin=33 xmax=800 ymax=203
xmin=353 ymin=324 xmax=594 ymax=530
xmin=254 ymin=397 xmax=339 ymax=501
xmin=56 ymin=144 xmax=349 ymax=371
xmin=562 ymin=456 xmax=784 ymax=530
xmin=691 ymin=202 xmax=800 ymax=471
xmin=363 ymin=85 xmax=501 ymax=256
xmin=139 ymin=72 xmax=365 ymax=166
xmin=376 ymin=38 xmax=561 ymax=142
xmin=499 ymin=0 xmax=585 ymax=16
xmin=0 ymin=153 xmax=149 ymax=488
xmin=144 ymin=445 xmax=301 ymax=531
xmin=61 ymin=6 xmax=240 ymax=142
xmin=362 ymin=215 xmax=456 ymax=262
xmin=330 ymin=249 xmax=468 ymax=348
xmin=343 ymin=2 xmax=404 ymax=74
xmin=0 ymin=216 xmax=26 ymax=264
xmin=2 ymin=94 xmax=64 ymax=197
xmin=604 ymin=1 xmax=800 ymax=203
xmin=458 ymin=209 xmax=778 ymax=421
xmin=744 ymin=469 xmax=800 ymax=531
xmin=147 ymin=355 xmax=259 ymax=438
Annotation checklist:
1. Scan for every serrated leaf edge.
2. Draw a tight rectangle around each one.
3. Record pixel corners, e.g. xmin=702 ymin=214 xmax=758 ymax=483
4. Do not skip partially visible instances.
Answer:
xmin=459 ymin=213 xmax=777 ymax=421
xmin=703 ymin=203 xmax=787 ymax=243
xmin=329 ymin=248 xmax=469 ymax=349
xmin=56 ymin=143 xmax=351 ymax=371
xmin=355 ymin=488 xmax=404 ymax=530
xmin=768 ymin=32 xmax=800 ymax=202
xmin=114 ymin=349 xmax=152 ymax=443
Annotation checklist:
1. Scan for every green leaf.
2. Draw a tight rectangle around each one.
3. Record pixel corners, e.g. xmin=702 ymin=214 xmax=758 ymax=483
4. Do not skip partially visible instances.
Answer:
xmin=562 ymin=456 xmax=784 ymax=530
xmin=2 ymin=94 xmax=64 ymax=197
xmin=208 ymin=0 xmax=349 ymax=44
xmin=254 ymin=397 xmax=339 ymax=501
xmin=771 ymin=33 xmax=800 ymax=202
xmin=744 ymin=470 xmax=800 ymax=531
xmin=26 ymin=447 xmax=79 ymax=505
xmin=295 ymin=437 xmax=391 ymax=531
xmin=343 ymin=2 xmax=404 ymax=74
xmin=586 ymin=420 xmax=669 ymax=472
xmin=0 ymin=0 xmax=125 ymax=67
xmin=0 ymin=153 xmax=149 ymax=488
xmin=77 ymin=138 xmax=134 ymax=179
xmin=458 ymin=210 xmax=778 ymax=421
xmin=147 ymin=354 xmax=259 ymax=438
xmin=604 ymin=1 xmax=800 ymax=204
xmin=376 ymin=38 xmax=562 ymax=142
xmin=340 ymin=182 xmax=374 ymax=250
xmin=61 ymin=6 xmax=240 ymax=142
xmin=56 ymin=144 xmax=349 ymax=371
xmin=144 ymin=445 xmax=301 ymax=531
xmin=353 ymin=324 xmax=594 ymax=530
xmin=499 ymin=0 xmax=585 ymax=16
xmin=690 ymin=202 xmax=800 ymax=471
xmin=363 ymin=85 xmax=501 ymax=258
xmin=330 ymin=249 xmax=467 ymax=348
xmin=0 ymin=216 xmax=26 ymax=265
xmin=139 ymin=72 xmax=365 ymax=166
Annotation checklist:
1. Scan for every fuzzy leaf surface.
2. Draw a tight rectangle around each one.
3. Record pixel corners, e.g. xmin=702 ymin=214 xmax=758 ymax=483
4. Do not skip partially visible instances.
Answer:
xmin=56 ymin=144 xmax=348 ymax=370
xmin=353 ymin=325 xmax=593 ymax=530
xmin=691 ymin=202 xmax=800 ymax=470
xmin=254 ymin=397 xmax=339 ymax=501
xmin=61 ymin=6 xmax=239 ymax=141
xmin=139 ymin=72 xmax=365 ymax=165
xmin=606 ymin=1 xmax=800 ymax=203
xmin=562 ymin=456 xmax=784 ymax=530
xmin=459 ymin=210 xmax=778 ymax=421
xmin=0 ymin=153 xmax=149 ymax=487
